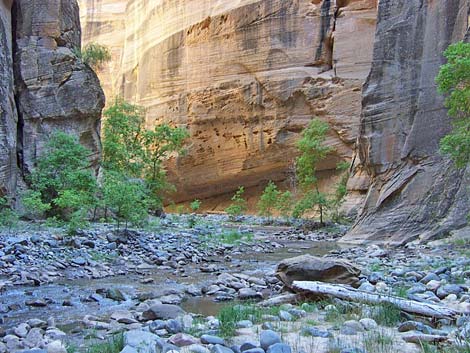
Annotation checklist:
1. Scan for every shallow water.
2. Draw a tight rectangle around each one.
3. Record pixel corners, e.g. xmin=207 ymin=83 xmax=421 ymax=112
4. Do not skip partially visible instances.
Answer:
xmin=1 ymin=237 xmax=344 ymax=330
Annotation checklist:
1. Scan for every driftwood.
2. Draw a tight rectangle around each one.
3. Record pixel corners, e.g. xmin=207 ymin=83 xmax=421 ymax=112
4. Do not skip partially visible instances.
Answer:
xmin=293 ymin=280 xmax=461 ymax=320
xmin=401 ymin=333 xmax=448 ymax=344
xmin=259 ymin=293 xmax=306 ymax=307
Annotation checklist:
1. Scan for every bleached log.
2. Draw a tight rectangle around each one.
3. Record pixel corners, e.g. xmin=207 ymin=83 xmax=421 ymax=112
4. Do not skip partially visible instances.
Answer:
xmin=293 ymin=280 xmax=461 ymax=320
xmin=259 ymin=293 xmax=306 ymax=307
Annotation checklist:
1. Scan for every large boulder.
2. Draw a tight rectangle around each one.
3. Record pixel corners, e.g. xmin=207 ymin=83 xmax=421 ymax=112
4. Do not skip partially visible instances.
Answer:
xmin=142 ymin=304 xmax=185 ymax=321
xmin=276 ymin=255 xmax=361 ymax=288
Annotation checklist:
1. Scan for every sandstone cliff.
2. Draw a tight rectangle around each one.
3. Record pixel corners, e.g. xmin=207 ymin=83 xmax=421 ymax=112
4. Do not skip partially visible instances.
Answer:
xmin=14 ymin=0 xmax=105 ymax=176
xmin=0 ymin=0 xmax=18 ymax=198
xmin=0 ymin=0 xmax=105 ymax=201
xmin=79 ymin=0 xmax=378 ymax=206
xmin=345 ymin=0 xmax=470 ymax=244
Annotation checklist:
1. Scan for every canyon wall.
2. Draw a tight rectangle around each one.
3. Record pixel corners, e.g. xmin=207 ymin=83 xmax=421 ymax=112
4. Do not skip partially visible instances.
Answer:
xmin=0 ymin=0 xmax=105 ymax=202
xmin=14 ymin=0 xmax=105 ymax=175
xmin=345 ymin=0 xmax=470 ymax=244
xmin=79 ymin=0 xmax=378 ymax=206
xmin=0 ymin=0 xmax=17 ymax=198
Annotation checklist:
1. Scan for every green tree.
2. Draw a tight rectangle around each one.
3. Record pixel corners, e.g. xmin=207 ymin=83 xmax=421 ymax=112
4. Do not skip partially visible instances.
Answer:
xmin=257 ymin=181 xmax=280 ymax=218
xmin=102 ymin=98 xmax=189 ymax=212
xmin=276 ymin=190 xmax=293 ymax=219
xmin=436 ymin=41 xmax=470 ymax=168
xmin=294 ymin=119 xmax=333 ymax=223
xmin=102 ymin=171 xmax=149 ymax=230
xmin=77 ymin=43 xmax=111 ymax=69
xmin=26 ymin=131 xmax=97 ymax=224
xmin=225 ymin=186 xmax=248 ymax=219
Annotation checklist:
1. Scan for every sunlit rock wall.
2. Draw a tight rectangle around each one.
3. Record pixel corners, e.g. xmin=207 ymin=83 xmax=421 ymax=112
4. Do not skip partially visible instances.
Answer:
xmin=80 ymin=0 xmax=378 ymax=207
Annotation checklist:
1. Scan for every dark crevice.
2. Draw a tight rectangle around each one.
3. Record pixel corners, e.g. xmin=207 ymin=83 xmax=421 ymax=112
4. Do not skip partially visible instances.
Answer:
xmin=11 ymin=2 xmax=25 ymax=179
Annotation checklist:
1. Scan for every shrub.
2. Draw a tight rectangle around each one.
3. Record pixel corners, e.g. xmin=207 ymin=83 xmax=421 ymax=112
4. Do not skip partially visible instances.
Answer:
xmin=77 ymin=43 xmax=111 ymax=69
xmin=0 ymin=197 xmax=19 ymax=230
xmin=26 ymin=131 xmax=97 ymax=226
xmin=225 ymin=186 xmax=247 ymax=219
xmin=257 ymin=181 xmax=280 ymax=218
xmin=436 ymin=42 xmax=470 ymax=168
xmin=102 ymin=171 xmax=149 ymax=230
xmin=190 ymin=199 xmax=201 ymax=213
xmin=22 ymin=190 xmax=51 ymax=219
xmin=276 ymin=190 xmax=293 ymax=219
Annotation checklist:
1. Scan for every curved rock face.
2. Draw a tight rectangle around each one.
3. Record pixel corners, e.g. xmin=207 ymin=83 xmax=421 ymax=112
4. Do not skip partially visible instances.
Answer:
xmin=0 ymin=0 xmax=17 ymax=198
xmin=13 ymin=0 xmax=105 ymax=175
xmin=345 ymin=0 xmax=470 ymax=244
xmin=79 ymin=0 xmax=378 ymax=205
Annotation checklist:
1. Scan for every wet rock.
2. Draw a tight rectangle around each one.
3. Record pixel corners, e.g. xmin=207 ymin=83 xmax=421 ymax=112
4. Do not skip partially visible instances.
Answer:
xmin=105 ymin=288 xmax=126 ymax=301
xmin=71 ymin=257 xmax=87 ymax=266
xmin=359 ymin=318 xmax=378 ymax=331
xmin=267 ymin=343 xmax=291 ymax=353
xmin=260 ymin=330 xmax=281 ymax=351
xmin=46 ymin=341 xmax=66 ymax=353
xmin=278 ymin=310 xmax=293 ymax=321
xmin=301 ymin=327 xmax=331 ymax=338
xmin=398 ymin=321 xmax=433 ymax=334
xmin=168 ymin=333 xmax=198 ymax=347
xmin=243 ymin=349 xmax=264 ymax=353
xmin=436 ymin=284 xmax=463 ymax=299
xmin=125 ymin=330 xmax=161 ymax=353
xmin=26 ymin=299 xmax=47 ymax=307
xmin=111 ymin=310 xmax=137 ymax=324
xmin=211 ymin=345 xmax=234 ymax=353
xmin=240 ymin=342 xmax=258 ymax=352
xmin=276 ymin=255 xmax=361 ymax=288
xmin=340 ymin=320 xmax=365 ymax=335
xmin=165 ymin=319 xmax=183 ymax=334
xmin=187 ymin=345 xmax=210 ymax=353
xmin=143 ymin=304 xmax=184 ymax=320
xmin=238 ymin=288 xmax=262 ymax=300
xmin=201 ymin=334 xmax=225 ymax=345
xmin=14 ymin=323 xmax=30 ymax=338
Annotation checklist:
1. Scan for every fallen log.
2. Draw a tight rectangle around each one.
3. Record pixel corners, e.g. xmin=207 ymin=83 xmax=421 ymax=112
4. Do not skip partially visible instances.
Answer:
xmin=292 ymin=280 xmax=461 ymax=320
xmin=259 ymin=293 xmax=306 ymax=307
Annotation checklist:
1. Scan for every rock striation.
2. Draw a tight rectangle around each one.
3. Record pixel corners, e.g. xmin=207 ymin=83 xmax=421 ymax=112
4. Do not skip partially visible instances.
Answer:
xmin=79 ymin=0 xmax=378 ymax=205
xmin=345 ymin=0 xmax=470 ymax=244
xmin=13 ymin=0 xmax=105 ymax=175
xmin=0 ymin=0 xmax=18 ymax=198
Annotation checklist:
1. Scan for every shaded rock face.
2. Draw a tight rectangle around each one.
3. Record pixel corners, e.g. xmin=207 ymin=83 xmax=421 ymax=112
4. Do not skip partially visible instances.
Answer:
xmin=79 ymin=0 xmax=378 ymax=205
xmin=13 ymin=0 xmax=105 ymax=175
xmin=0 ymin=0 xmax=17 ymax=198
xmin=276 ymin=254 xmax=361 ymax=288
xmin=345 ymin=0 xmax=470 ymax=244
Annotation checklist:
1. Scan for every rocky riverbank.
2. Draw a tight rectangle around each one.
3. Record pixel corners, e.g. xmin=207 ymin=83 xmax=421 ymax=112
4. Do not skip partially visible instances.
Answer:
xmin=0 ymin=215 xmax=469 ymax=353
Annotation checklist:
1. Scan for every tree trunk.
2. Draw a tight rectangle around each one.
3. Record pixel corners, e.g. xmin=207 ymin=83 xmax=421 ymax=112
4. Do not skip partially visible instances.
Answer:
xmin=293 ymin=280 xmax=461 ymax=320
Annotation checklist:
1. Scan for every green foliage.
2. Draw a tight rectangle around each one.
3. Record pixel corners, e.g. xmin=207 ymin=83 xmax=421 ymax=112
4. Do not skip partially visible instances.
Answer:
xmin=257 ymin=181 xmax=280 ymax=218
xmin=294 ymin=119 xmax=332 ymax=223
xmin=102 ymin=98 xmax=188 ymax=212
xmin=190 ymin=199 xmax=201 ymax=212
xmin=292 ymin=189 xmax=329 ymax=221
xmin=27 ymin=131 xmax=97 ymax=227
xmin=371 ymin=302 xmax=402 ymax=327
xmin=225 ymin=186 xmax=248 ymax=219
xmin=22 ymin=190 xmax=51 ymax=219
xmin=217 ymin=304 xmax=281 ymax=338
xmin=102 ymin=171 xmax=148 ymax=230
xmin=436 ymin=41 xmax=470 ymax=168
xmin=77 ymin=43 xmax=111 ymax=69
xmin=0 ymin=197 xmax=19 ymax=230
xmin=276 ymin=190 xmax=293 ymax=219
xmin=85 ymin=333 xmax=124 ymax=353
